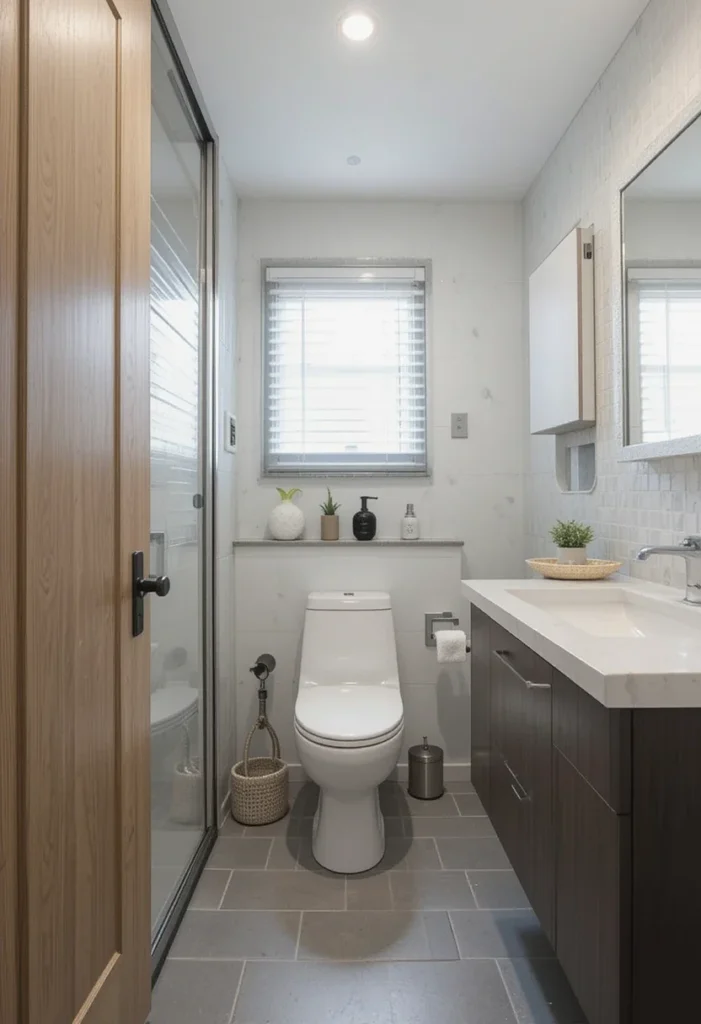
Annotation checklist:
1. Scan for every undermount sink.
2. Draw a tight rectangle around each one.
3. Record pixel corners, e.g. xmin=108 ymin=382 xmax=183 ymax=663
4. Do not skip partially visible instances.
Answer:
xmin=506 ymin=585 xmax=701 ymax=642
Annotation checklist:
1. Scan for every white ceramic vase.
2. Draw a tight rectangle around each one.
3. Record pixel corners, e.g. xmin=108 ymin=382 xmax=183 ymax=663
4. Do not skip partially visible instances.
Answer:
xmin=557 ymin=546 xmax=587 ymax=565
xmin=268 ymin=487 xmax=305 ymax=541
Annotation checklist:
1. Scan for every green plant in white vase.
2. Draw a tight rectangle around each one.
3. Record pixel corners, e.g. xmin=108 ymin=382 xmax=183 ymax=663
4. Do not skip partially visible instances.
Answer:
xmin=550 ymin=519 xmax=594 ymax=565
xmin=268 ymin=487 xmax=304 ymax=540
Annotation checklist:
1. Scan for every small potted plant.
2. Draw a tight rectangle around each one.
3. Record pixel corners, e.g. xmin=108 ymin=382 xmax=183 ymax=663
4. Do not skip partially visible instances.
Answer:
xmin=550 ymin=519 xmax=594 ymax=565
xmin=319 ymin=487 xmax=341 ymax=542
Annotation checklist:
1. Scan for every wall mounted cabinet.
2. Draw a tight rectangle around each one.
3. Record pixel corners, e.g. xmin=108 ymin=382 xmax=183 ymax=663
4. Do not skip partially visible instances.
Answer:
xmin=471 ymin=606 xmax=701 ymax=1024
xmin=529 ymin=226 xmax=595 ymax=434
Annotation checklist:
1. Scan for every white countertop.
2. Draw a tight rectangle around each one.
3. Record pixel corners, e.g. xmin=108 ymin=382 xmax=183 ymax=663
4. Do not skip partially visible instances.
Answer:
xmin=462 ymin=577 xmax=701 ymax=708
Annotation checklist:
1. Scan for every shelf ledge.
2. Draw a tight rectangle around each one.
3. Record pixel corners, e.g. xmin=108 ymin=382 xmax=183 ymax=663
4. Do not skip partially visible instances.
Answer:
xmin=233 ymin=538 xmax=464 ymax=548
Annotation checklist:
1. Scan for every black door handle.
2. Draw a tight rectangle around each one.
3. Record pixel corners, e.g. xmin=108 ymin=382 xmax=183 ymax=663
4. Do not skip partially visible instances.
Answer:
xmin=132 ymin=550 xmax=170 ymax=636
xmin=137 ymin=574 xmax=171 ymax=598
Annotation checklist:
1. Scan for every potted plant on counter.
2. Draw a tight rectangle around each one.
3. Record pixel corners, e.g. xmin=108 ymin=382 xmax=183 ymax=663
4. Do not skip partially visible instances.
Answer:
xmin=550 ymin=519 xmax=594 ymax=564
xmin=319 ymin=488 xmax=341 ymax=542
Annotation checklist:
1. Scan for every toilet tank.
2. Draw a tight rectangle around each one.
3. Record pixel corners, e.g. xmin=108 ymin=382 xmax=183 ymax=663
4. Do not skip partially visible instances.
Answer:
xmin=300 ymin=591 xmax=399 ymax=688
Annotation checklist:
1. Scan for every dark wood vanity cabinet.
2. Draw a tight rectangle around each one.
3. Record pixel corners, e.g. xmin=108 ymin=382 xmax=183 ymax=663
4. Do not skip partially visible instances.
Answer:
xmin=470 ymin=606 xmax=701 ymax=1024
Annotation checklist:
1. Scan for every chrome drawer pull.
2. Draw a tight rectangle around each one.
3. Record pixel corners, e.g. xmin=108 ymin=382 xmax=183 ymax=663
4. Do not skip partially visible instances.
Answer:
xmin=494 ymin=649 xmax=551 ymax=691
xmin=504 ymin=759 xmax=529 ymax=802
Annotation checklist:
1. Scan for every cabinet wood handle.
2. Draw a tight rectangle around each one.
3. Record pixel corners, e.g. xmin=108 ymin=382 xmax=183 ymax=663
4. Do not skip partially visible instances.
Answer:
xmin=494 ymin=649 xmax=551 ymax=691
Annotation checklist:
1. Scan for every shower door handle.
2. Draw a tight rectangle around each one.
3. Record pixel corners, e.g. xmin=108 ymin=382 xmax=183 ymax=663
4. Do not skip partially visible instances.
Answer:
xmin=132 ymin=550 xmax=171 ymax=637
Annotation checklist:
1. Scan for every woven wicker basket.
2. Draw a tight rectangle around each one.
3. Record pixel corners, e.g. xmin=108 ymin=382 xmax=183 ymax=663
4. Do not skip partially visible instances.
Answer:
xmin=526 ymin=557 xmax=623 ymax=581
xmin=231 ymin=719 xmax=289 ymax=826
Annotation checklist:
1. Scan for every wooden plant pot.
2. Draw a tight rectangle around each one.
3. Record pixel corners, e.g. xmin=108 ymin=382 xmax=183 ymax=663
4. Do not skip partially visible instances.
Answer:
xmin=321 ymin=515 xmax=340 ymax=541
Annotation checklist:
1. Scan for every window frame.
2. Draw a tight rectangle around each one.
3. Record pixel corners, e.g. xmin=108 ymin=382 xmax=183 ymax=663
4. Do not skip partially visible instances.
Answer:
xmin=260 ymin=257 xmax=432 ymax=479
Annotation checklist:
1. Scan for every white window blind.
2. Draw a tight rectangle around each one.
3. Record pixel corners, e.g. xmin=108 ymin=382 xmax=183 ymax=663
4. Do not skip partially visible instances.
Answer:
xmin=263 ymin=264 xmax=428 ymax=475
xmin=629 ymin=272 xmax=701 ymax=444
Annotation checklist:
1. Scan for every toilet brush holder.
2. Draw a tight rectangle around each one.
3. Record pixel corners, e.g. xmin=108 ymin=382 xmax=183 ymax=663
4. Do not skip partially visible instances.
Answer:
xmin=170 ymin=756 xmax=202 ymax=825
xmin=231 ymin=666 xmax=288 ymax=826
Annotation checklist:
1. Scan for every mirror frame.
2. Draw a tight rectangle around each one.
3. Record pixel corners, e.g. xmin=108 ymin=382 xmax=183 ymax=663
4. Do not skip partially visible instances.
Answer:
xmin=615 ymin=94 xmax=701 ymax=461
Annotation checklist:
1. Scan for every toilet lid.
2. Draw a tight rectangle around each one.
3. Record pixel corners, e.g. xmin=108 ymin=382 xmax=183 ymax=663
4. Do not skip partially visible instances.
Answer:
xmin=294 ymin=685 xmax=403 ymax=744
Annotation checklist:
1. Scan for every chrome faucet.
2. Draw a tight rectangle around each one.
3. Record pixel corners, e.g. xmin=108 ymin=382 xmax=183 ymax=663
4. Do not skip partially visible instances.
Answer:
xmin=636 ymin=535 xmax=701 ymax=605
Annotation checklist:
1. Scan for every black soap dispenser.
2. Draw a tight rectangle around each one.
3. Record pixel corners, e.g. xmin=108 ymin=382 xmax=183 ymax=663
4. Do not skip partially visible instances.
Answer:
xmin=353 ymin=496 xmax=378 ymax=541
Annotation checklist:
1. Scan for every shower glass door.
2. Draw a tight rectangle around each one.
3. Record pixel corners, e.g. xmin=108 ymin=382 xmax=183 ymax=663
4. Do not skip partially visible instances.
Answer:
xmin=149 ymin=10 xmax=214 ymax=945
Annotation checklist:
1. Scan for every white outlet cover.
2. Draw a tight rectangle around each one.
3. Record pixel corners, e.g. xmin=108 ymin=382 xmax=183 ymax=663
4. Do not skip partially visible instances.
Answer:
xmin=224 ymin=412 xmax=237 ymax=454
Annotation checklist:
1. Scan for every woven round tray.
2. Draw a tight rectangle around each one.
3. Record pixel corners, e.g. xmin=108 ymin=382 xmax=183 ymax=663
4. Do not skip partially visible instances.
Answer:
xmin=231 ymin=720 xmax=289 ymax=826
xmin=526 ymin=557 xmax=623 ymax=581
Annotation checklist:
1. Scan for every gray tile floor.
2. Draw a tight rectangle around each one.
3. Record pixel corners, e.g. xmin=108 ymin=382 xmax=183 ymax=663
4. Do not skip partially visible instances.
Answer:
xmin=150 ymin=782 xmax=587 ymax=1024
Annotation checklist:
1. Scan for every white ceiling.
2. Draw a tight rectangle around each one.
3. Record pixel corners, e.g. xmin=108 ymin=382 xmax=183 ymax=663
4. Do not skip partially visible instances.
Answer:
xmin=167 ymin=0 xmax=649 ymax=200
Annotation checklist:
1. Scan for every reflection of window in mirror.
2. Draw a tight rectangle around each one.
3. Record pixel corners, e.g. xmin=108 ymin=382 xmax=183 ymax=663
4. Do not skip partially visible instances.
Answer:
xmin=623 ymin=111 xmax=701 ymax=447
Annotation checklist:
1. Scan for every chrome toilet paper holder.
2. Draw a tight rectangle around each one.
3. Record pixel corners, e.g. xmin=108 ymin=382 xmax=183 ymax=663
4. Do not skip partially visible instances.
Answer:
xmin=425 ymin=611 xmax=462 ymax=648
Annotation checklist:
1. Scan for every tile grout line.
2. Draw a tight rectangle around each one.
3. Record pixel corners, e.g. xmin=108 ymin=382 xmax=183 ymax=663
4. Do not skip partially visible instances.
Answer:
xmin=463 ymin=870 xmax=479 ymax=908
xmin=227 ymin=961 xmax=247 ymax=1024
xmin=445 ymin=909 xmax=462 ymax=961
xmin=217 ymin=870 xmax=234 ymax=910
xmin=432 ymin=837 xmax=445 ymax=869
xmin=168 ymin=955 xmax=560 ymax=963
xmin=263 ymin=839 xmax=273 ymax=870
xmin=495 ymin=958 xmax=521 ymax=1024
xmin=449 ymin=793 xmax=462 ymax=815
xmin=294 ymin=912 xmax=304 ymax=960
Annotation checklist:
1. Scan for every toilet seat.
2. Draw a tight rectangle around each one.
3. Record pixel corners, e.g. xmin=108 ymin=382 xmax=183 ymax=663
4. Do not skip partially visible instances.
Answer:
xmin=294 ymin=685 xmax=403 ymax=747
xmin=295 ymin=716 xmax=404 ymax=749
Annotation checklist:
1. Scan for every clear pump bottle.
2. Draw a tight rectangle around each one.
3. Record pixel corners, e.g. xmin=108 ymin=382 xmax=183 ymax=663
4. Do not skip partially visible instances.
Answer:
xmin=401 ymin=503 xmax=420 ymax=540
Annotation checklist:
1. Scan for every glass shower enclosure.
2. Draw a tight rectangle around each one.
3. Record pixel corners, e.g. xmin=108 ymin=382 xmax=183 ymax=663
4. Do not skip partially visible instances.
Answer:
xmin=149 ymin=6 xmax=216 ymax=971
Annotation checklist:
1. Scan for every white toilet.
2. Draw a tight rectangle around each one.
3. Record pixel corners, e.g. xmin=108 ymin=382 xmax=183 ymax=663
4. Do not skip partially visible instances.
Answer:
xmin=294 ymin=591 xmax=404 ymax=874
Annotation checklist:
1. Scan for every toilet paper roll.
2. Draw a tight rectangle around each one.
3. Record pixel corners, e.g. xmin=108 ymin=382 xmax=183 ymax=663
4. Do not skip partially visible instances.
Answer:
xmin=435 ymin=629 xmax=467 ymax=664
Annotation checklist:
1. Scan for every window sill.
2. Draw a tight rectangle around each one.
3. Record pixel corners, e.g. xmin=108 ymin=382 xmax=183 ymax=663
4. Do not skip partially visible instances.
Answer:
xmin=261 ymin=471 xmax=432 ymax=480
xmin=233 ymin=538 xmax=464 ymax=548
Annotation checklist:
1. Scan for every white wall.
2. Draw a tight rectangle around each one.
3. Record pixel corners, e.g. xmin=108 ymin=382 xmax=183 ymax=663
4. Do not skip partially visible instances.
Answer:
xmin=234 ymin=545 xmax=470 ymax=777
xmin=625 ymin=198 xmax=701 ymax=260
xmin=524 ymin=0 xmax=701 ymax=590
xmin=237 ymin=200 xmax=525 ymax=566
xmin=214 ymin=169 xmax=238 ymax=814
xmin=233 ymin=199 xmax=526 ymax=772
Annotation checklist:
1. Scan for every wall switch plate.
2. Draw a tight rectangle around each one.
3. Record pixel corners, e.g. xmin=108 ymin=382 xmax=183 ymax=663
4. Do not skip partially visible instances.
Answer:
xmin=224 ymin=412 xmax=237 ymax=453
xmin=451 ymin=413 xmax=468 ymax=438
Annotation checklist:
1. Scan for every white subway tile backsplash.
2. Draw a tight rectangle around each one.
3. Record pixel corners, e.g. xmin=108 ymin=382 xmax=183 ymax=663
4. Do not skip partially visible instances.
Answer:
xmin=524 ymin=0 xmax=701 ymax=582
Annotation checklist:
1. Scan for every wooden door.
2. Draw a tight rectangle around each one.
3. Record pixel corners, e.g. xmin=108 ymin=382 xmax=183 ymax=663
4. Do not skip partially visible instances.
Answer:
xmin=1 ymin=0 xmax=152 ymax=1021
xmin=0 ymin=0 xmax=20 ymax=1021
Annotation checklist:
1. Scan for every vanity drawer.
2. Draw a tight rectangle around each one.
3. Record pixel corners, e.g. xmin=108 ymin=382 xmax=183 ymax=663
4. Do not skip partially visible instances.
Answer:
xmin=490 ymin=622 xmax=552 ymax=784
xmin=553 ymin=670 xmax=631 ymax=814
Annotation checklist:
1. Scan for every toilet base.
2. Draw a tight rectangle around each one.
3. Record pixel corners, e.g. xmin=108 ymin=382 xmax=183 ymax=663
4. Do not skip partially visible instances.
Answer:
xmin=294 ymin=725 xmax=403 ymax=875
xmin=312 ymin=787 xmax=385 ymax=874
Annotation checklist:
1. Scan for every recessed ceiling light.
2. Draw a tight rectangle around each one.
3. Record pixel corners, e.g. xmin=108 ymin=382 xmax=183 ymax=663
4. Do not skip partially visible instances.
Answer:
xmin=347 ymin=155 xmax=362 ymax=166
xmin=340 ymin=11 xmax=375 ymax=42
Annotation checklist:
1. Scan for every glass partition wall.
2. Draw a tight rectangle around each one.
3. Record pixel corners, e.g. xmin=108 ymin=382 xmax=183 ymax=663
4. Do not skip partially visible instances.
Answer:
xmin=150 ymin=7 xmax=216 ymax=972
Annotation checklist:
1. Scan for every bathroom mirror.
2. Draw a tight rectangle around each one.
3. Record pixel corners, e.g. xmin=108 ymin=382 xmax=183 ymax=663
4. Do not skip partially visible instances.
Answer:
xmin=621 ymin=110 xmax=701 ymax=458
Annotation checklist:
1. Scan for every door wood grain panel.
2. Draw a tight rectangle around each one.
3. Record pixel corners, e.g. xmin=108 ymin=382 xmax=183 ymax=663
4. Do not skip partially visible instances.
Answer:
xmin=0 ymin=1 xmax=19 ymax=1022
xmin=117 ymin=1 xmax=152 ymax=1021
xmin=21 ymin=0 xmax=151 ymax=1021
